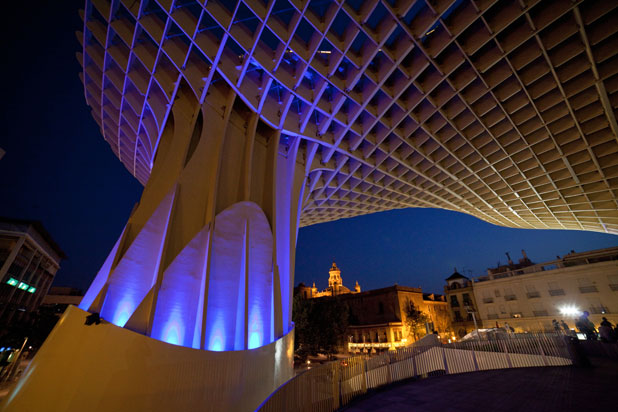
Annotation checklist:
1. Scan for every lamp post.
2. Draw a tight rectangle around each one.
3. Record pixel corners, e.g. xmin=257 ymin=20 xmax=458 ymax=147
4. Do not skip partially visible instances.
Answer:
xmin=466 ymin=306 xmax=479 ymax=339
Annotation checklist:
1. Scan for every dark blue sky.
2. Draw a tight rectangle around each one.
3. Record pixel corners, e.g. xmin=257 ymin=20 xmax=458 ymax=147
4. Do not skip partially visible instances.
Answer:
xmin=1 ymin=0 xmax=616 ymax=294
xmin=295 ymin=209 xmax=618 ymax=294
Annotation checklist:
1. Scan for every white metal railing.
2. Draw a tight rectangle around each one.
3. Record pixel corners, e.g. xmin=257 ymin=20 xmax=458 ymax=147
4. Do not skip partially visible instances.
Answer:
xmin=257 ymin=333 xmax=572 ymax=412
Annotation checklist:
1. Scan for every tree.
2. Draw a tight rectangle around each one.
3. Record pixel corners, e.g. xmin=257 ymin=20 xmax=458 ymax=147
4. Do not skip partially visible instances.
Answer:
xmin=292 ymin=295 xmax=349 ymax=360
xmin=403 ymin=300 xmax=430 ymax=341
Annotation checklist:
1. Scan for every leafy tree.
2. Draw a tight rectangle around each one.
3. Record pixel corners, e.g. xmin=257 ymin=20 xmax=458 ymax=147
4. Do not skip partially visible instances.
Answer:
xmin=292 ymin=295 xmax=349 ymax=360
xmin=403 ymin=300 xmax=430 ymax=341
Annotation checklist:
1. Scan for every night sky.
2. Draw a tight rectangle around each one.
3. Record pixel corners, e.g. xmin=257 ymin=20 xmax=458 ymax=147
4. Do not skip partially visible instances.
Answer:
xmin=1 ymin=1 xmax=616 ymax=295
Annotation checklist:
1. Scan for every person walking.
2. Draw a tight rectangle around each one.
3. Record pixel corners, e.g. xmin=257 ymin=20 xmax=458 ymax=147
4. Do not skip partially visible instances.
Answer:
xmin=599 ymin=317 xmax=615 ymax=342
xmin=575 ymin=311 xmax=597 ymax=340
xmin=560 ymin=320 xmax=570 ymax=334
xmin=600 ymin=317 xmax=613 ymax=328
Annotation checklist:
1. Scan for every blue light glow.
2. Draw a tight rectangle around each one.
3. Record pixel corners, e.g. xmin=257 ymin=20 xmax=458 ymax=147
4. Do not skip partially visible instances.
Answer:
xmin=208 ymin=319 xmax=225 ymax=351
xmin=248 ymin=309 xmax=263 ymax=349
xmin=248 ymin=332 xmax=261 ymax=350
xmin=162 ymin=316 xmax=184 ymax=346
xmin=112 ymin=300 xmax=134 ymax=327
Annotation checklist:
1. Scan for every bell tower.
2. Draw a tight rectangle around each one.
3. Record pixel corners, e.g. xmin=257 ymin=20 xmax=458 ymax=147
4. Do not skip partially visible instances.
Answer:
xmin=328 ymin=262 xmax=343 ymax=290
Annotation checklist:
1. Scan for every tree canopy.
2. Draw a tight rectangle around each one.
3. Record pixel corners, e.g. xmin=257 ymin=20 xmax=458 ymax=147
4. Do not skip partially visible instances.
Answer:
xmin=292 ymin=295 xmax=350 ymax=360
xmin=403 ymin=300 xmax=430 ymax=341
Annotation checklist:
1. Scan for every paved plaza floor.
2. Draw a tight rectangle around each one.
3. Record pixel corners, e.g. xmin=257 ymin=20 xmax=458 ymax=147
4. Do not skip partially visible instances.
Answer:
xmin=342 ymin=358 xmax=617 ymax=412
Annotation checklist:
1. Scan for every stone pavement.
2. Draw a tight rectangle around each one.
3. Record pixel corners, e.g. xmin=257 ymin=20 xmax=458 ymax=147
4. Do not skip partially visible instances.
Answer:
xmin=342 ymin=358 xmax=617 ymax=412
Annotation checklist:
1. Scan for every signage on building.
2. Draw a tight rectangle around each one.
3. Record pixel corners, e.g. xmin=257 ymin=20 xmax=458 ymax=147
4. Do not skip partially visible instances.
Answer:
xmin=6 ymin=277 xmax=36 ymax=294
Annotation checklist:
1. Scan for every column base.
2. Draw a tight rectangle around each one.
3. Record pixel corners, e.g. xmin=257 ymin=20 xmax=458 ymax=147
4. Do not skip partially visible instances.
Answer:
xmin=2 ymin=306 xmax=294 ymax=412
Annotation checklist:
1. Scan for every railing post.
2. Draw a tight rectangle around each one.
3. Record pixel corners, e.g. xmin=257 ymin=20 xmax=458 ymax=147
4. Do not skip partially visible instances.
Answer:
xmin=471 ymin=347 xmax=480 ymax=371
xmin=412 ymin=347 xmax=418 ymax=379
xmin=361 ymin=357 xmax=367 ymax=394
xmin=441 ymin=346 xmax=450 ymax=375
xmin=536 ymin=336 xmax=549 ymax=366
xmin=501 ymin=339 xmax=513 ymax=369
xmin=333 ymin=363 xmax=340 ymax=410
xmin=387 ymin=353 xmax=393 ymax=384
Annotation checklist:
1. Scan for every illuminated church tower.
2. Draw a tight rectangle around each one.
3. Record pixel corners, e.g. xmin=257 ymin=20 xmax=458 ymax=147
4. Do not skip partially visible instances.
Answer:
xmin=313 ymin=262 xmax=360 ymax=298
xmin=328 ymin=262 xmax=343 ymax=289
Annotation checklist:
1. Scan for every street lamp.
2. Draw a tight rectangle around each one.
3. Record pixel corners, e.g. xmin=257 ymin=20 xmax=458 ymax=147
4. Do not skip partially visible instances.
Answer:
xmin=465 ymin=306 xmax=479 ymax=339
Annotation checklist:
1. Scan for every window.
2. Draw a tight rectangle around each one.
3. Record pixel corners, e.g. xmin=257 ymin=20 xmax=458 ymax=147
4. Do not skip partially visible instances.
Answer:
xmin=578 ymin=278 xmax=598 ymax=293
xmin=378 ymin=302 xmax=384 ymax=314
xmin=548 ymin=281 xmax=565 ymax=296
xmin=526 ymin=284 xmax=540 ymax=298
xmin=508 ymin=303 xmax=521 ymax=318
xmin=462 ymin=293 xmax=472 ymax=306
xmin=487 ymin=306 xmax=498 ymax=319
xmin=453 ymin=310 xmax=463 ymax=322
xmin=504 ymin=288 xmax=517 ymax=301
xmin=482 ymin=290 xmax=493 ymax=303
xmin=609 ymin=274 xmax=618 ymax=291
xmin=494 ymin=289 xmax=501 ymax=297
xmin=450 ymin=295 xmax=459 ymax=307
xmin=532 ymin=302 xmax=548 ymax=317
xmin=586 ymin=297 xmax=607 ymax=314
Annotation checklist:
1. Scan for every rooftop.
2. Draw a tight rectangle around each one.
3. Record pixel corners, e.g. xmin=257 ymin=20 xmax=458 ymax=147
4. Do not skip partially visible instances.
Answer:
xmin=473 ymin=246 xmax=618 ymax=283
xmin=0 ymin=217 xmax=67 ymax=260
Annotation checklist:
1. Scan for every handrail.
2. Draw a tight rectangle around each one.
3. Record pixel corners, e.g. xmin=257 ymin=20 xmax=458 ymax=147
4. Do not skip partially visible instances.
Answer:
xmin=257 ymin=333 xmax=573 ymax=412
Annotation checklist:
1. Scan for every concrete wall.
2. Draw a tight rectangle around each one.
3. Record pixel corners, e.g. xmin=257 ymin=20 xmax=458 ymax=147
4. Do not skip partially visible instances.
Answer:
xmin=2 ymin=306 xmax=294 ymax=412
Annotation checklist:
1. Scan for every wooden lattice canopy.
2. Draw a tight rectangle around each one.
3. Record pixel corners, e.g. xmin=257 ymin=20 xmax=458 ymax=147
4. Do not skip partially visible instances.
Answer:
xmin=79 ymin=0 xmax=618 ymax=233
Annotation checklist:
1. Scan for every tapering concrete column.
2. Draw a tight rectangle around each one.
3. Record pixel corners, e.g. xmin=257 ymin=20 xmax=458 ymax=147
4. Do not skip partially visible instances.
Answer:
xmin=3 ymin=80 xmax=306 ymax=412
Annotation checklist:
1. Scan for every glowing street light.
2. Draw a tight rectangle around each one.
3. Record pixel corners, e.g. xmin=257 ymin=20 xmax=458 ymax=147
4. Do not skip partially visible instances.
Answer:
xmin=559 ymin=305 xmax=580 ymax=317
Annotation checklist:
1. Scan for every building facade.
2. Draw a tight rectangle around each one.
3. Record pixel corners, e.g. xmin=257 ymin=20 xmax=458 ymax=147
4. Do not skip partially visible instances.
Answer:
xmin=445 ymin=247 xmax=618 ymax=334
xmin=444 ymin=270 xmax=482 ymax=337
xmin=340 ymin=285 xmax=450 ymax=353
xmin=0 ymin=218 xmax=65 ymax=332
xmin=471 ymin=247 xmax=618 ymax=332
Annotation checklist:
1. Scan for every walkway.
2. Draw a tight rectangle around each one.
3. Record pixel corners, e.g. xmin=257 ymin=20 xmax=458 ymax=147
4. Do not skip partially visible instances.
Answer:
xmin=342 ymin=359 xmax=617 ymax=412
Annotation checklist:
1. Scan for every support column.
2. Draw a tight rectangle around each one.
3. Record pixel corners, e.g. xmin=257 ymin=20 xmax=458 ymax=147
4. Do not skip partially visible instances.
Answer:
xmin=5 ymin=80 xmax=306 ymax=412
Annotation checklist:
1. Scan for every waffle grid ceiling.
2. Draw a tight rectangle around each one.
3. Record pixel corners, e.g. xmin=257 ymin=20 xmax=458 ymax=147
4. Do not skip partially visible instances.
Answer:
xmin=79 ymin=0 xmax=618 ymax=233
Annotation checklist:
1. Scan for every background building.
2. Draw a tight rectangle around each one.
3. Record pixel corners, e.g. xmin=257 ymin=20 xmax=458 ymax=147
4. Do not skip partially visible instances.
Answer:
xmin=295 ymin=262 xmax=361 ymax=298
xmin=472 ymin=247 xmax=618 ymax=332
xmin=0 ymin=218 xmax=65 ymax=334
xmin=445 ymin=247 xmax=618 ymax=333
xmin=444 ymin=270 xmax=482 ymax=337
xmin=339 ymin=285 xmax=450 ymax=353
xmin=40 ymin=287 xmax=84 ymax=314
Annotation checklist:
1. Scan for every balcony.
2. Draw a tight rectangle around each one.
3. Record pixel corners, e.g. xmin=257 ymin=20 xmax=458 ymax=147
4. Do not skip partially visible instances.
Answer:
xmin=579 ymin=286 xmax=598 ymax=293
xmin=526 ymin=291 xmax=540 ymax=299
xmin=504 ymin=295 xmax=517 ymax=301
xmin=548 ymin=289 xmax=565 ymax=296
xmin=610 ymin=284 xmax=618 ymax=291
xmin=533 ymin=310 xmax=549 ymax=317
xmin=450 ymin=302 xmax=460 ymax=308
xmin=483 ymin=297 xmax=493 ymax=303
xmin=487 ymin=314 xmax=499 ymax=319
